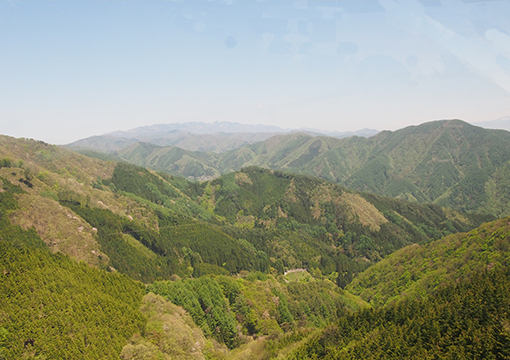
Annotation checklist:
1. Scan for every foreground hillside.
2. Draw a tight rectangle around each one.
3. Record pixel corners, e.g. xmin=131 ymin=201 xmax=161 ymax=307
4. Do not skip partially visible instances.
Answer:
xmin=0 ymin=144 xmax=361 ymax=358
xmin=347 ymin=216 xmax=510 ymax=307
xmin=289 ymin=265 xmax=510 ymax=359
xmin=90 ymin=120 xmax=510 ymax=217
xmin=288 ymin=215 xmax=510 ymax=359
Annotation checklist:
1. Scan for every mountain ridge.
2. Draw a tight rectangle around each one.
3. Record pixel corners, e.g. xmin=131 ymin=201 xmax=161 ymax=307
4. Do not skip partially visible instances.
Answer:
xmin=65 ymin=121 xmax=378 ymax=154
xmin=87 ymin=119 xmax=510 ymax=217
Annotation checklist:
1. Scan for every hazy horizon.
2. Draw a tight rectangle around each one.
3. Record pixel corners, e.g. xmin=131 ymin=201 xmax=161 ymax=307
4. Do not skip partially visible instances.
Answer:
xmin=1 ymin=0 xmax=509 ymax=144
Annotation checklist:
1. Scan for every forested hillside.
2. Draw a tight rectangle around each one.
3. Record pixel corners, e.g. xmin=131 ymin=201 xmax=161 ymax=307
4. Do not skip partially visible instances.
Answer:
xmin=91 ymin=120 xmax=510 ymax=217
xmin=1 ymin=133 xmax=509 ymax=359
xmin=66 ymin=121 xmax=378 ymax=154
xmin=289 ymin=265 xmax=510 ymax=359
xmin=288 ymin=214 xmax=510 ymax=358
xmin=107 ymin=162 xmax=491 ymax=285
xmin=0 ymin=134 xmax=493 ymax=281
xmin=347 ymin=216 xmax=510 ymax=307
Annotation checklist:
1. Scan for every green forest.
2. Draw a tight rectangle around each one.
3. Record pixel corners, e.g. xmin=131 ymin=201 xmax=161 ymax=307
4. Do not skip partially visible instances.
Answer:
xmin=1 ymin=128 xmax=510 ymax=359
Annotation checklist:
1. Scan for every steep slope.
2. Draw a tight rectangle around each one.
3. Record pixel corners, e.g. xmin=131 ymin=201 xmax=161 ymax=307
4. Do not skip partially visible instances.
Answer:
xmin=228 ymin=120 xmax=510 ymax=216
xmin=116 ymin=142 xmax=221 ymax=180
xmin=0 ymin=134 xmax=494 ymax=282
xmin=0 ymin=242 xmax=145 ymax=359
xmin=289 ymin=266 xmax=510 ymax=359
xmin=347 ymin=215 xmax=510 ymax=307
xmin=146 ymin=273 xmax=366 ymax=355
xmin=2 ymin=133 xmax=509 ymax=359
xmin=120 ymin=293 xmax=221 ymax=360
xmin=287 ymin=215 xmax=510 ymax=359
xmin=344 ymin=120 xmax=510 ymax=213
xmin=0 ymin=136 xmax=255 ymax=281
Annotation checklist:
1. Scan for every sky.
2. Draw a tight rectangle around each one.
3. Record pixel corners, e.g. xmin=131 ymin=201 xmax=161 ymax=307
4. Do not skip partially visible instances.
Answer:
xmin=1 ymin=0 xmax=510 ymax=144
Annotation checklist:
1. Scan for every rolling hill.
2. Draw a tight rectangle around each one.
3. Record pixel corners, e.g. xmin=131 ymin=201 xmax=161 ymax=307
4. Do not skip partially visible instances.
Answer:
xmin=348 ymin=216 xmax=510 ymax=307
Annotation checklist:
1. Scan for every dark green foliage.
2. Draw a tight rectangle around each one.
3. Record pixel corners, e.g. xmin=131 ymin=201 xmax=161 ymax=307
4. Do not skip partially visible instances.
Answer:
xmin=108 ymin=162 xmax=213 ymax=221
xmin=60 ymin=202 xmax=181 ymax=282
xmin=211 ymin=167 xmax=487 ymax=279
xmin=77 ymin=151 xmax=490 ymax=287
xmin=159 ymin=222 xmax=267 ymax=274
xmin=148 ymin=274 xmax=355 ymax=351
xmin=109 ymin=162 xmax=179 ymax=202
xmin=148 ymin=277 xmax=239 ymax=348
xmin=104 ymin=162 xmax=482 ymax=286
xmin=220 ymin=225 xmax=364 ymax=277
xmin=58 ymin=181 xmax=267 ymax=280
xmin=289 ymin=266 xmax=510 ymax=359
xmin=0 ymin=158 xmax=13 ymax=168
xmin=362 ymin=191 xmax=493 ymax=238
xmin=272 ymin=288 xmax=295 ymax=329
xmin=0 ymin=243 xmax=145 ymax=359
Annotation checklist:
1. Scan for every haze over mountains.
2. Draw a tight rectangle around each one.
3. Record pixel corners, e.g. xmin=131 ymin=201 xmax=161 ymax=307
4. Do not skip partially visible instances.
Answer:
xmin=473 ymin=115 xmax=510 ymax=131
xmin=66 ymin=121 xmax=379 ymax=153
xmin=4 ymin=0 xmax=510 ymax=356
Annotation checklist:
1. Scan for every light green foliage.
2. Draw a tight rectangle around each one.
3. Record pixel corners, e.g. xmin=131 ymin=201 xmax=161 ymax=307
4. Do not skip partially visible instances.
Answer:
xmin=1 ymin=132 xmax=508 ymax=359
xmin=289 ymin=266 xmax=510 ymax=359
xmin=148 ymin=278 xmax=239 ymax=348
xmin=114 ymin=142 xmax=220 ymax=179
xmin=348 ymin=216 xmax=510 ymax=307
xmin=147 ymin=274 xmax=361 ymax=352
xmin=0 ymin=243 xmax=145 ymax=359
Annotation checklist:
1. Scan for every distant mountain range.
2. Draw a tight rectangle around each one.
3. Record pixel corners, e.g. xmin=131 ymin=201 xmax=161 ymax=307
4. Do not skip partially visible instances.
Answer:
xmin=472 ymin=115 xmax=510 ymax=131
xmin=65 ymin=121 xmax=379 ymax=153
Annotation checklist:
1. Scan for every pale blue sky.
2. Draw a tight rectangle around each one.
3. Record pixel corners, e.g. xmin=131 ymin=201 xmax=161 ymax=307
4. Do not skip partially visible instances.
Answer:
xmin=1 ymin=0 xmax=510 ymax=144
